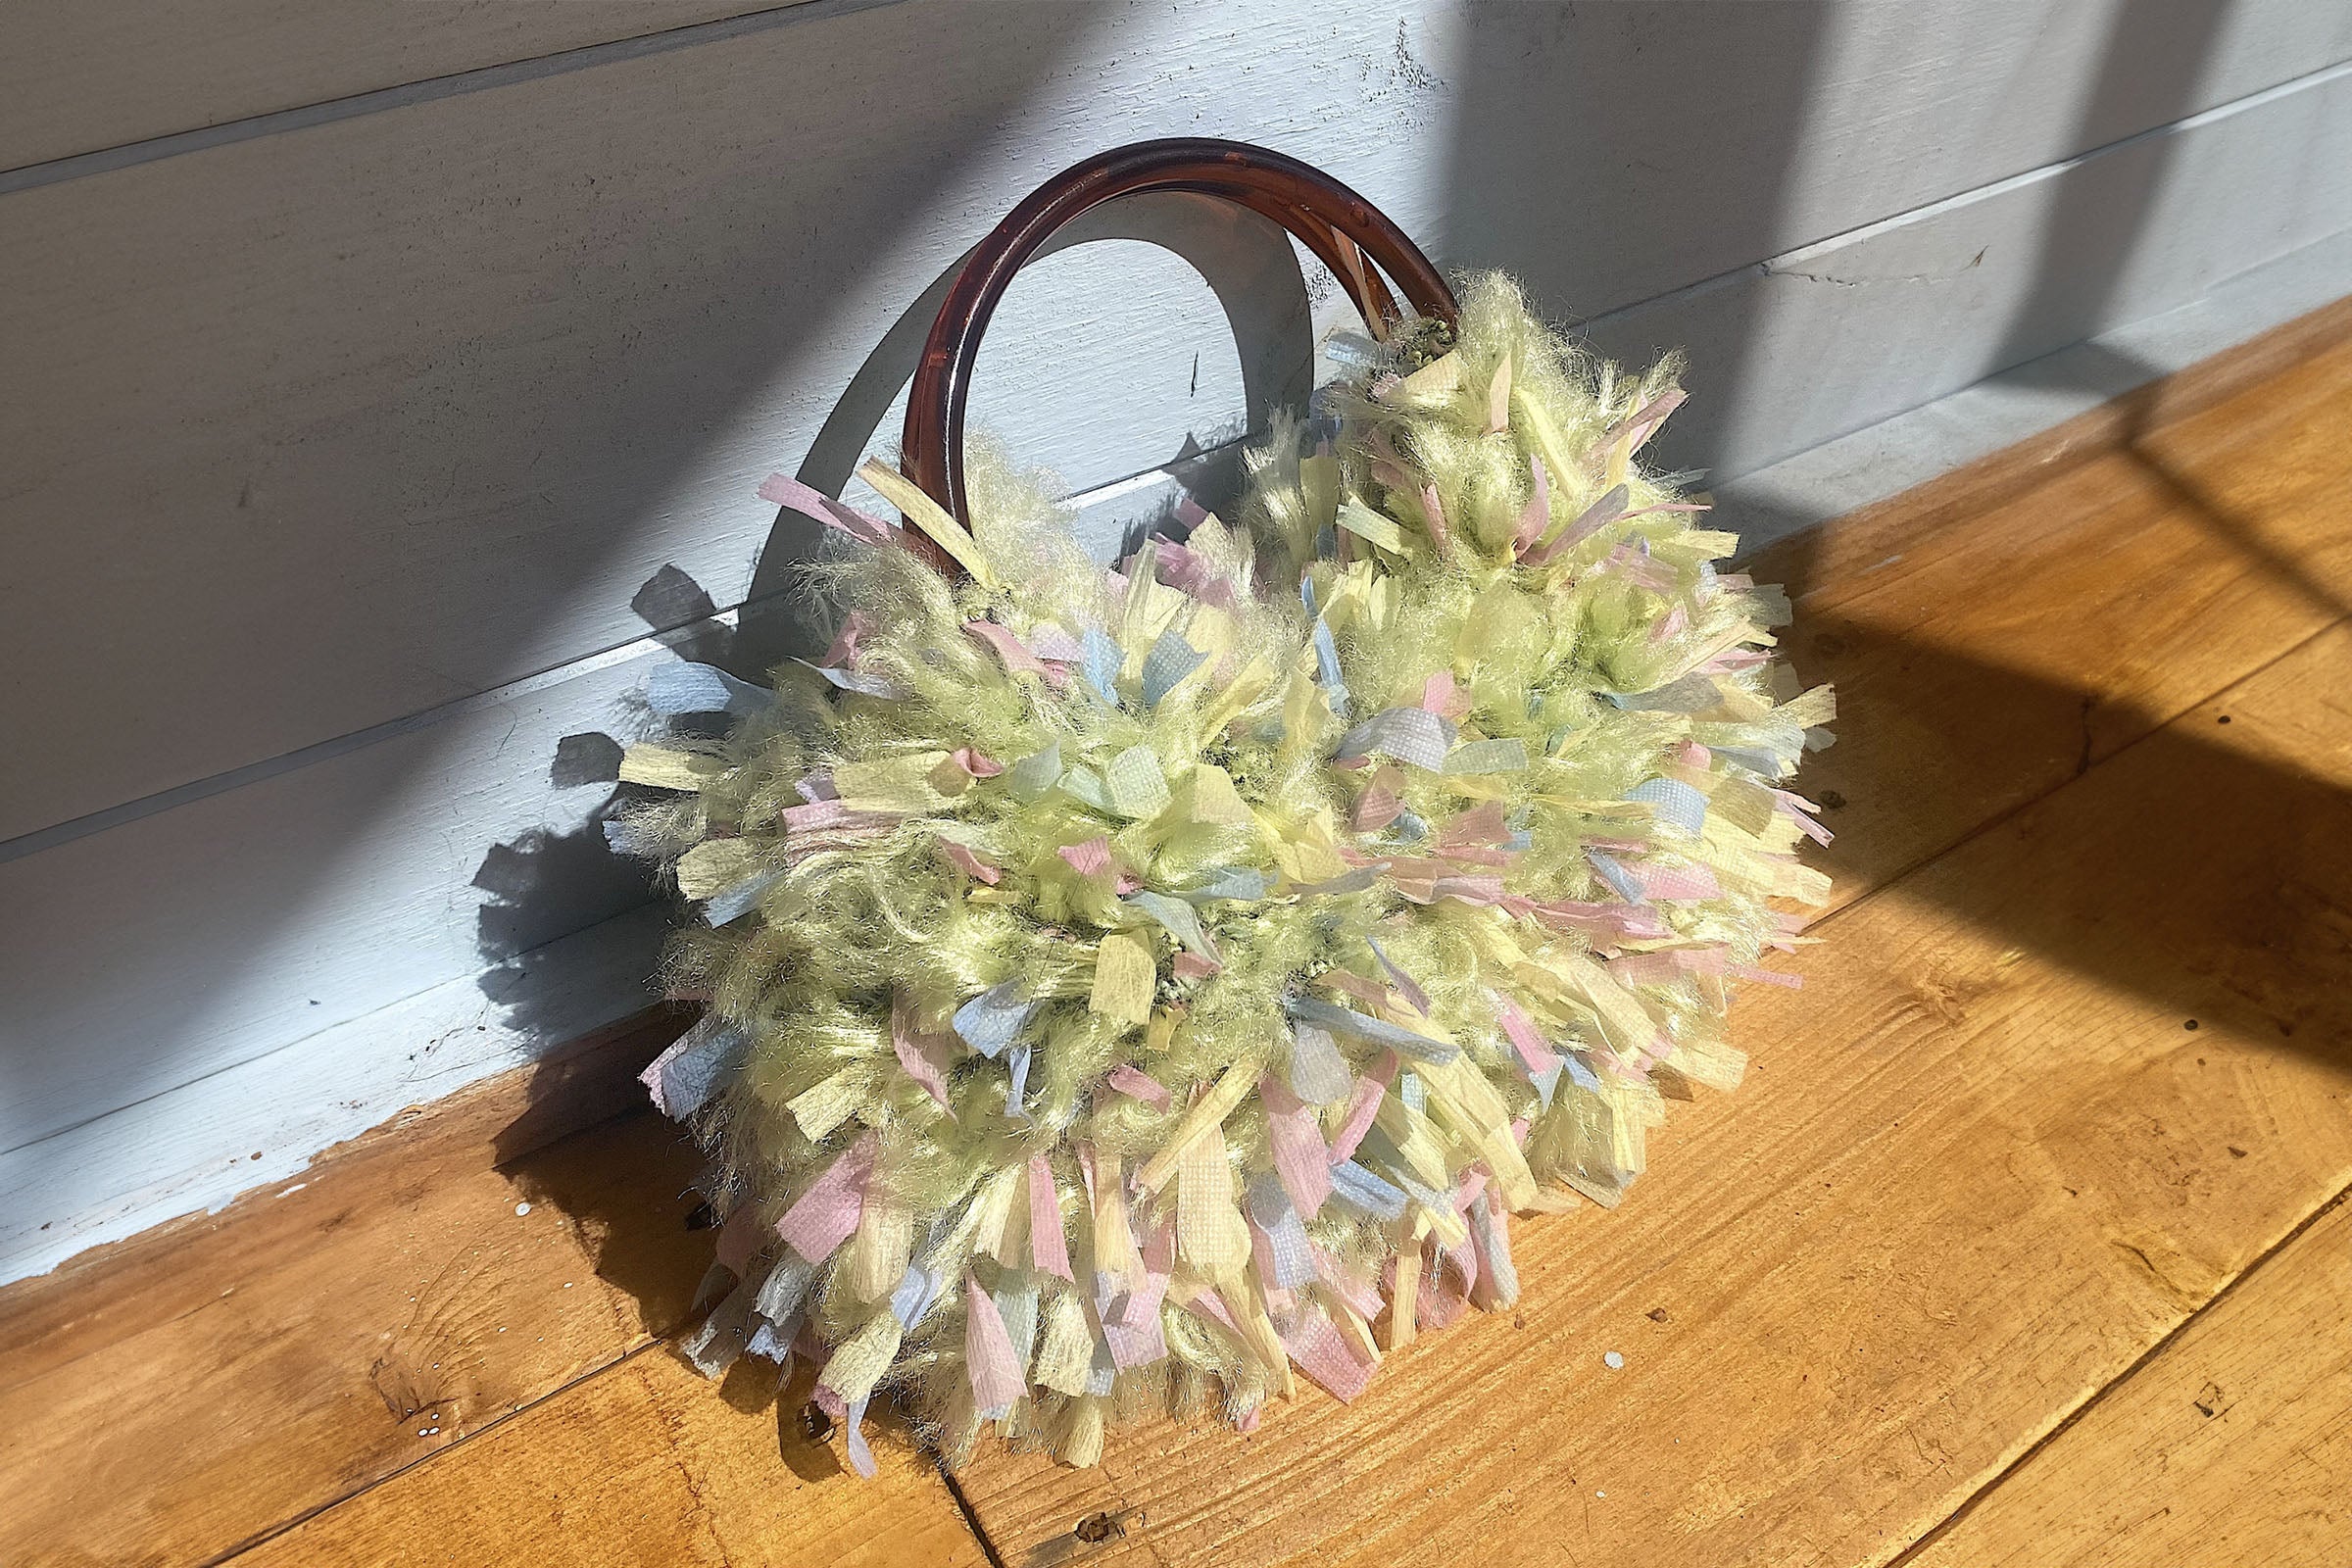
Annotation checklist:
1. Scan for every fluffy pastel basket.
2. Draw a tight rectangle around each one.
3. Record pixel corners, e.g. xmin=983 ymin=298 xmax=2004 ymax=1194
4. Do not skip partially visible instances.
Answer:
xmin=612 ymin=141 xmax=1832 ymax=1473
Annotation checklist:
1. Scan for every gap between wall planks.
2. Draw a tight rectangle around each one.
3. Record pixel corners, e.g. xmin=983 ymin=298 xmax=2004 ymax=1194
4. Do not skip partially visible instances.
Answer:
xmin=0 ymin=3 xmax=816 ymax=174
xmin=0 ymin=297 xmax=2345 ymax=1567
xmin=1902 ymin=1192 xmax=2351 ymax=1568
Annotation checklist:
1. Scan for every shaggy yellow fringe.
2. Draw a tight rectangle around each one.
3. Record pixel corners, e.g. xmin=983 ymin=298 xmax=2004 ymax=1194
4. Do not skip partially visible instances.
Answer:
xmin=615 ymin=273 xmax=1833 ymax=1472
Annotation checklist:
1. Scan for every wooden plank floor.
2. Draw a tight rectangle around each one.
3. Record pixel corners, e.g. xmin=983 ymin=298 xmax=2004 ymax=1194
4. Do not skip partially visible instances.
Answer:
xmin=4 ymin=297 xmax=2349 ymax=1568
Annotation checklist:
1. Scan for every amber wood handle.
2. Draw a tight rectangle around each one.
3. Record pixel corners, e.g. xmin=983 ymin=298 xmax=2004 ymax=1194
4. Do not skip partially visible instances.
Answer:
xmin=896 ymin=137 xmax=1457 ymax=575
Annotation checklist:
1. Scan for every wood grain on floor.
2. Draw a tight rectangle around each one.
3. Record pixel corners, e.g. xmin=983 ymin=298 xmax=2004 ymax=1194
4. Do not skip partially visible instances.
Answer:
xmin=1906 ymin=1194 xmax=2351 ymax=1568
xmin=3 ymin=297 xmax=2348 ymax=1568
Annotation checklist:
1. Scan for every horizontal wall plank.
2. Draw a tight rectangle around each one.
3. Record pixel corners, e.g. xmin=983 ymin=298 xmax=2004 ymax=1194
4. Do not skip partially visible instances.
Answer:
xmin=1716 ymin=226 xmax=2352 ymax=554
xmin=0 ymin=2 xmax=808 ymax=171
xmin=0 ymin=906 xmax=672 ymax=1282
xmin=8 ymin=0 xmax=2348 ymax=844
xmin=1588 ymin=61 xmax=2352 ymax=481
xmin=0 ymin=0 xmax=1411 ymax=843
xmin=0 ymin=628 xmax=687 ymax=1159
xmin=1446 ymin=0 xmax=2352 ymax=313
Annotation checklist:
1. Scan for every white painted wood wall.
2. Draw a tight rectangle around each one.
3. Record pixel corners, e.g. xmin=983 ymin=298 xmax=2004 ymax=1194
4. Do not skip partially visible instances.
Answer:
xmin=4 ymin=0 xmax=2348 ymax=1282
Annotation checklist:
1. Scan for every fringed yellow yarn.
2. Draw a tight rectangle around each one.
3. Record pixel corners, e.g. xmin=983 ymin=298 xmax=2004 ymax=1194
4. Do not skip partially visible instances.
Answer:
xmin=620 ymin=272 xmax=1833 ymax=1472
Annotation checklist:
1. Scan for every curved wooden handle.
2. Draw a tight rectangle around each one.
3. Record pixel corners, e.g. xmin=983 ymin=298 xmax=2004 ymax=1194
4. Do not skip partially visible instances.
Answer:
xmin=897 ymin=137 xmax=1457 ymax=574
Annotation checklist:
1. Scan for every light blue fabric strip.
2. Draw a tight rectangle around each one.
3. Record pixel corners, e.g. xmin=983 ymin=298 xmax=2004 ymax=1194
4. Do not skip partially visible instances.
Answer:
xmin=1328 ymin=1159 xmax=1407 ymax=1221
xmin=647 ymin=661 xmax=770 ymax=718
xmin=1082 ymin=626 xmax=1123 ymax=706
xmin=1187 ymin=866 xmax=1270 ymax=903
xmin=1627 ymin=776 xmax=1709 ymax=836
xmin=1286 ymin=997 xmax=1459 ymax=1062
xmin=1588 ymin=851 xmax=1645 ymax=904
xmin=1124 ymin=890 xmax=1215 ymax=956
xmin=1004 ymin=1041 xmax=1033 ymax=1122
xmin=953 ymin=980 xmax=1034 ymax=1058
xmin=1287 ymin=1021 xmax=1352 ymax=1104
xmin=1138 ymin=628 xmax=1206 ymax=708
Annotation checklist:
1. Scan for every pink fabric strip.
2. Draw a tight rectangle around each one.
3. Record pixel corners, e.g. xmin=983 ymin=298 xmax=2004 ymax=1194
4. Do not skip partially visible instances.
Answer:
xmin=1107 ymin=1063 xmax=1172 ymax=1111
xmin=1186 ymin=1287 xmax=1245 ymax=1338
xmin=784 ymin=798 xmax=852 ymax=833
xmin=1673 ymin=946 xmax=1729 ymax=976
xmin=1056 ymin=837 xmax=1113 ymax=878
xmin=1327 ymin=1054 xmax=1399 ymax=1166
xmin=1525 ymin=899 xmax=1673 ymax=941
xmin=1522 ymin=482 xmax=1626 ymax=567
xmin=963 ymin=1271 xmax=1027 ymax=1414
xmin=1419 ymin=483 xmax=1453 ymax=558
xmin=1704 ymin=648 xmax=1770 ymax=674
xmin=1029 ymin=1153 xmax=1073 ymax=1281
xmin=815 ymin=612 xmax=873 ymax=670
xmin=936 ymin=838 xmax=1001 ymax=885
xmin=1154 ymin=540 xmax=1240 ymax=609
xmin=1260 ymin=1075 xmax=1335 ymax=1218
xmin=1775 ymin=792 xmax=1835 ymax=845
xmin=1442 ymin=802 xmax=1508 ymax=846
xmin=1029 ymin=624 xmax=1084 ymax=662
xmin=891 ymin=1001 xmax=956 ymax=1110
xmin=1621 ymin=388 xmax=1687 ymax=453
xmin=1511 ymin=455 xmax=1551 ymax=556
xmin=1309 ymin=1242 xmax=1385 ymax=1322
xmin=962 ymin=619 xmax=1050 ymax=677
xmin=948 ymin=747 xmax=1004 ymax=778
xmin=1281 ymin=1313 xmax=1376 ymax=1403
xmin=1432 ymin=874 xmax=1507 ymax=906
xmin=1351 ymin=774 xmax=1405 ymax=831
xmin=1172 ymin=952 xmax=1222 ymax=981
xmin=775 ymin=1133 xmax=876 ymax=1263
xmin=1494 ymin=996 xmax=1561 ymax=1074
xmin=760 ymin=472 xmax=899 ymax=548
xmin=1102 ymin=1236 xmax=1172 ymax=1370
xmin=713 ymin=1200 xmax=765 ymax=1276
xmin=1635 ymin=862 xmax=1724 ymax=902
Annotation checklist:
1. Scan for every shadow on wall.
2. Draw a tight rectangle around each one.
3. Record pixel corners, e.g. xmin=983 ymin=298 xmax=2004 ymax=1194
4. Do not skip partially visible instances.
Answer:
xmin=1441 ymin=1 xmax=1832 ymax=480
xmin=1989 ymin=0 xmax=2239 ymax=371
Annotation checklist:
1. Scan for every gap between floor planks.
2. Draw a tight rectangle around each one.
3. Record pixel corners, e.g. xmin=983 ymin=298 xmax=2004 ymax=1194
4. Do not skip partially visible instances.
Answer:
xmin=1891 ymin=1183 xmax=2352 ymax=1568
xmin=0 ymin=294 xmax=2346 ymax=1567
